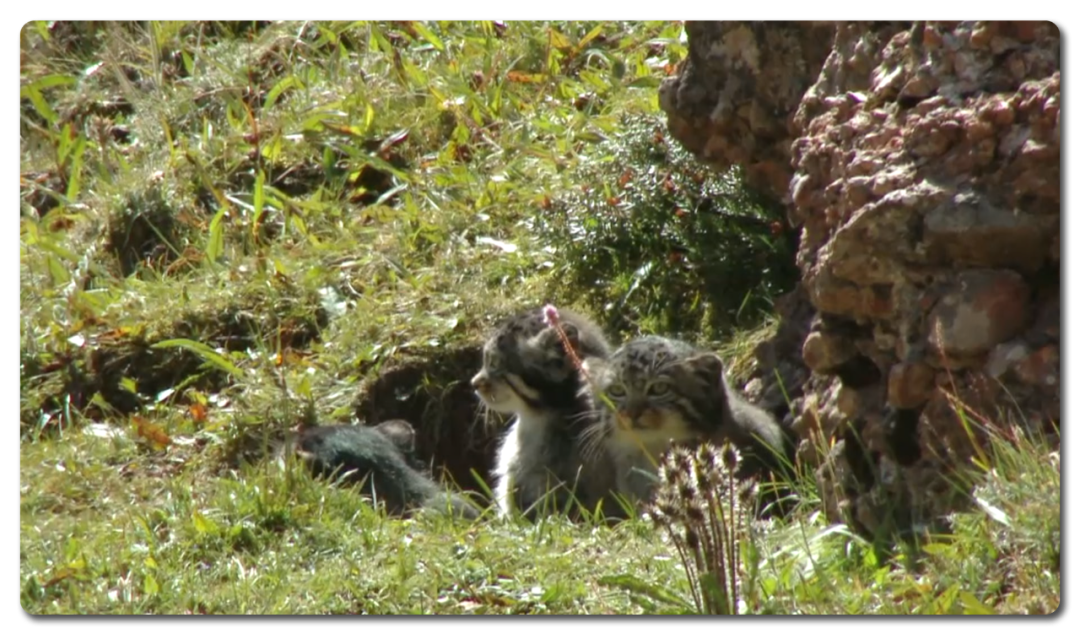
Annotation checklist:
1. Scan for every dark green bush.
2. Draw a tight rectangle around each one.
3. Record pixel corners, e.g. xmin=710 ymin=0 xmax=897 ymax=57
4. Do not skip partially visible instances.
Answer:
xmin=538 ymin=114 xmax=798 ymax=340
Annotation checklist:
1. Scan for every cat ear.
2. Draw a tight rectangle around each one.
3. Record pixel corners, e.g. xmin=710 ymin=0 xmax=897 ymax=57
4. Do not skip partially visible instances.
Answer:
xmin=374 ymin=419 xmax=416 ymax=455
xmin=684 ymin=353 xmax=725 ymax=384
xmin=581 ymin=356 xmax=605 ymax=381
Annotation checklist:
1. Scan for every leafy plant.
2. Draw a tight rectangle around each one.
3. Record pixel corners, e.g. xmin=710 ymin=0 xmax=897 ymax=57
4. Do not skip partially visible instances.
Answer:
xmin=538 ymin=114 xmax=798 ymax=340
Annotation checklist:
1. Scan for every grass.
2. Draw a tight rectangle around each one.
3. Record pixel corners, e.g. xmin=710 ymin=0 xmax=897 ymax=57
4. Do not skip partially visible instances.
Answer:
xmin=19 ymin=20 xmax=1059 ymax=615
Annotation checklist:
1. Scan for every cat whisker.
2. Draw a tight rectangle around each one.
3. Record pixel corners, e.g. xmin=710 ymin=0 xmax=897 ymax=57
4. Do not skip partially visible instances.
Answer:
xmin=470 ymin=402 xmax=489 ymax=432
xmin=578 ymin=419 xmax=611 ymax=463
xmin=567 ymin=407 xmax=600 ymax=427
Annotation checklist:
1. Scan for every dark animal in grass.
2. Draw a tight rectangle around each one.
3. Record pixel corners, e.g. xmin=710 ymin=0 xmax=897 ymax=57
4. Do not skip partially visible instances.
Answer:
xmin=293 ymin=420 xmax=480 ymax=520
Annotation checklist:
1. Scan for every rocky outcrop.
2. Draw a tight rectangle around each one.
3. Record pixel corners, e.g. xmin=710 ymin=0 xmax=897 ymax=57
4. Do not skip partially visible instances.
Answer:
xmin=661 ymin=21 xmax=1060 ymax=537
xmin=659 ymin=21 xmax=837 ymax=198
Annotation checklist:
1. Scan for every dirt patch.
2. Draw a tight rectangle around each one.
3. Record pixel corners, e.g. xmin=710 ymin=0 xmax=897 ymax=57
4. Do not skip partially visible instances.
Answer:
xmin=170 ymin=297 xmax=328 ymax=354
xmin=21 ymin=334 xmax=230 ymax=435
xmin=354 ymin=345 xmax=504 ymax=495
xmin=193 ymin=129 xmax=410 ymax=223
xmin=22 ymin=295 xmax=327 ymax=436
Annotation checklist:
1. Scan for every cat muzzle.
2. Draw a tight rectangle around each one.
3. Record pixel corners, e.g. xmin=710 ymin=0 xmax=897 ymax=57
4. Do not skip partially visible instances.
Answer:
xmin=471 ymin=373 xmax=494 ymax=401
xmin=616 ymin=404 xmax=647 ymax=430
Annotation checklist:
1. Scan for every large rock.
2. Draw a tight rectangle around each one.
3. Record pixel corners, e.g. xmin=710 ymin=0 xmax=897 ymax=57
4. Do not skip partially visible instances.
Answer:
xmin=659 ymin=22 xmax=836 ymax=198
xmin=661 ymin=21 xmax=1060 ymax=537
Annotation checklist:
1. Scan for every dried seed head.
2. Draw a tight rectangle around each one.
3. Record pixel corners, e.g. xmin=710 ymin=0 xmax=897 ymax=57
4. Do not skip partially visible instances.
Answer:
xmin=652 ymin=492 xmax=680 ymax=521
xmin=695 ymin=444 xmax=712 ymax=468
xmin=686 ymin=454 xmax=703 ymax=484
xmin=698 ymin=442 xmax=721 ymax=470
xmin=738 ymin=478 xmax=759 ymax=499
xmin=684 ymin=525 xmax=701 ymax=551
xmin=667 ymin=459 xmax=690 ymax=489
xmin=721 ymin=442 xmax=742 ymax=472
xmin=670 ymin=445 xmax=694 ymax=473
xmin=678 ymin=481 xmax=697 ymax=504
xmin=692 ymin=454 xmax=710 ymax=486
xmin=685 ymin=498 xmax=708 ymax=526
xmin=657 ymin=459 xmax=673 ymax=485
xmin=645 ymin=504 xmax=666 ymax=525
xmin=702 ymin=455 xmax=725 ymax=490
xmin=706 ymin=472 xmax=725 ymax=494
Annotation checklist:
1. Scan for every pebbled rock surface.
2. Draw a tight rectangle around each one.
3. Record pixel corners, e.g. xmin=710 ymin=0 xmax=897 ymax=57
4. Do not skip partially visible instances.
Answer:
xmin=662 ymin=21 xmax=1059 ymax=537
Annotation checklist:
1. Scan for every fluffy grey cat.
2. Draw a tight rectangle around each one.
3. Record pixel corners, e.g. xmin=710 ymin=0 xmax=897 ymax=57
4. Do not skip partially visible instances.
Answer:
xmin=580 ymin=335 xmax=790 ymax=508
xmin=293 ymin=420 xmax=480 ymax=520
xmin=471 ymin=306 xmax=623 ymax=520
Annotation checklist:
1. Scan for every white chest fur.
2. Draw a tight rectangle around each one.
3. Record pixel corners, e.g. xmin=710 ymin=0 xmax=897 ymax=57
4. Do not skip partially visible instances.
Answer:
xmin=492 ymin=409 xmax=557 ymax=517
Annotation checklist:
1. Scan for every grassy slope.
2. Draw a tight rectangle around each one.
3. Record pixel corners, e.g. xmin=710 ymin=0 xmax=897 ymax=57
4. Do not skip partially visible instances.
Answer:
xmin=19 ymin=21 xmax=1059 ymax=614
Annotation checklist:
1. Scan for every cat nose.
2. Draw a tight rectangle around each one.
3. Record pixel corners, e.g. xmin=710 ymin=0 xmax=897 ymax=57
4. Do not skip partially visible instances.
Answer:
xmin=471 ymin=372 xmax=488 ymax=390
xmin=616 ymin=403 xmax=645 ymax=428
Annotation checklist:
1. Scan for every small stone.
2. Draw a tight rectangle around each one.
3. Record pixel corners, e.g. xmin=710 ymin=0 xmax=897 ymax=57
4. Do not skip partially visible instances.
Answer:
xmin=914 ymin=95 xmax=950 ymax=115
xmin=965 ymin=118 xmax=995 ymax=142
xmin=845 ymin=176 xmax=874 ymax=208
xmin=754 ymin=340 xmax=777 ymax=368
xmin=887 ymin=362 xmax=937 ymax=408
xmin=862 ymin=284 xmax=895 ymax=318
xmin=969 ymin=23 xmax=995 ymax=48
xmin=809 ymin=272 xmax=862 ymax=315
xmin=837 ymin=385 xmax=860 ymax=417
xmin=802 ymin=330 xmax=858 ymax=372
xmin=1014 ymin=345 xmax=1059 ymax=387
xmin=927 ymin=269 xmax=1031 ymax=358
xmin=873 ymin=325 xmax=898 ymax=352
xmin=900 ymin=74 xmax=935 ymax=100
xmin=985 ymin=341 xmax=1031 ymax=378
xmin=982 ymin=100 xmax=1015 ymax=126
xmin=922 ymin=25 xmax=942 ymax=48
xmin=791 ymin=173 xmax=815 ymax=207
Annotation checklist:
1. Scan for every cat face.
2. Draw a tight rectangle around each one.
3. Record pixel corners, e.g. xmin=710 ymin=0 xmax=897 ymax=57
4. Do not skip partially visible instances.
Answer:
xmin=471 ymin=308 xmax=609 ymax=416
xmin=583 ymin=336 xmax=727 ymax=454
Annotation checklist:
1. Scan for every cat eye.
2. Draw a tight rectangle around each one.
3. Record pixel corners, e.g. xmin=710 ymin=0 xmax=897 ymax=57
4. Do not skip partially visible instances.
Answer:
xmin=647 ymin=381 xmax=671 ymax=396
xmin=607 ymin=384 xmax=627 ymax=398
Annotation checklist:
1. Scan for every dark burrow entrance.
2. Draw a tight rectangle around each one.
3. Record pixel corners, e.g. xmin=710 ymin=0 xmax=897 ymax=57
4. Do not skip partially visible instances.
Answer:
xmin=353 ymin=344 xmax=506 ymax=497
